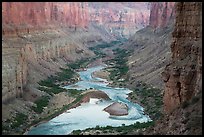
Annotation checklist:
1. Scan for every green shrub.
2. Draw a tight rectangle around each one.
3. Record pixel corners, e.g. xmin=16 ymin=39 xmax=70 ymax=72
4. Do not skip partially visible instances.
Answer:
xmin=38 ymin=79 xmax=54 ymax=87
xmin=68 ymin=59 xmax=90 ymax=69
xmin=95 ymin=125 xmax=100 ymax=130
xmin=105 ymin=125 xmax=112 ymax=130
xmin=32 ymin=96 xmax=50 ymax=113
xmin=38 ymin=86 xmax=66 ymax=95
xmin=72 ymin=129 xmax=81 ymax=135
xmin=108 ymin=48 xmax=132 ymax=81
xmin=67 ymin=89 xmax=81 ymax=97
xmin=11 ymin=113 xmax=28 ymax=129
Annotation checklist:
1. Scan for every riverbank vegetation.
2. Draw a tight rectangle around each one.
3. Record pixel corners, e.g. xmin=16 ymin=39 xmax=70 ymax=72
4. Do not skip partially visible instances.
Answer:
xmin=68 ymin=58 xmax=90 ymax=70
xmin=2 ymin=39 xmax=162 ymax=135
xmin=2 ymin=56 xmax=96 ymax=135
xmin=128 ymin=81 xmax=163 ymax=121
xmin=28 ymin=94 xmax=84 ymax=129
xmin=2 ymin=112 xmax=28 ymax=135
xmin=22 ymin=50 xmax=114 ymax=135
xmin=105 ymin=48 xmax=133 ymax=86
xmin=31 ymin=96 xmax=50 ymax=113
xmin=72 ymin=121 xmax=155 ymax=135
xmin=33 ymin=58 xmax=91 ymax=114
xmin=89 ymin=39 xmax=127 ymax=59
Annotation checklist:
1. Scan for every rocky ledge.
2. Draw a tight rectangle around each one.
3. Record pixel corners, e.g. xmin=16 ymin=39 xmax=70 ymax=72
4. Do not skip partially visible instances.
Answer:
xmin=103 ymin=102 xmax=128 ymax=116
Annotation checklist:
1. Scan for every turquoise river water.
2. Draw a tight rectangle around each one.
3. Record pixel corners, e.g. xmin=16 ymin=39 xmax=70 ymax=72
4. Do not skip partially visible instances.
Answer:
xmin=27 ymin=65 xmax=151 ymax=135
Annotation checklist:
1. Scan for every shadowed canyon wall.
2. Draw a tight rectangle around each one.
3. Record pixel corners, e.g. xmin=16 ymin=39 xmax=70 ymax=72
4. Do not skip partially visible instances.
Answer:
xmin=149 ymin=2 xmax=175 ymax=28
xmin=143 ymin=3 xmax=202 ymax=134
xmin=162 ymin=2 xmax=202 ymax=114
xmin=126 ymin=2 xmax=176 ymax=89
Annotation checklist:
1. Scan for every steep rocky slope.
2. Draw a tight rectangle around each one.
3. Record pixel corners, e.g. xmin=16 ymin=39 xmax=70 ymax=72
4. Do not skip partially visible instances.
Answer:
xmin=125 ymin=2 xmax=175 ymax=89
xmin=2 ymin=2 xmax=117 ymax=105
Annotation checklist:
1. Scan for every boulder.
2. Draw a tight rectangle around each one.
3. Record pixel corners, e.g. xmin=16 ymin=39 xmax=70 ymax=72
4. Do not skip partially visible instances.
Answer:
xmin=103 ymin=102 xmax=128 ymax=116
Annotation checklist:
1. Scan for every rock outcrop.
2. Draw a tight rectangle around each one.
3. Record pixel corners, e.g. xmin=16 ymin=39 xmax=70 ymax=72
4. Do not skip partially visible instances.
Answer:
xmin=162 ymin=2 xmax=202 ymax=114
xmin=104 ymin=102 xmax=128 ymax=116
xmin=149 ymin=2 xmax=175 ymax=28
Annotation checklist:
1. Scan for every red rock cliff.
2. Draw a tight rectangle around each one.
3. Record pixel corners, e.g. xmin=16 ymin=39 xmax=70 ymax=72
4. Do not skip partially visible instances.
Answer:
xmin=149 ymin=2 xmax=175 ymax=28
xmin=162 ymin=2 xmax=202 ymax=114
xmin=2 ymin=2 xmax=89 ymax=36
xmin=2 ymin=2 xmax=95 ymax=104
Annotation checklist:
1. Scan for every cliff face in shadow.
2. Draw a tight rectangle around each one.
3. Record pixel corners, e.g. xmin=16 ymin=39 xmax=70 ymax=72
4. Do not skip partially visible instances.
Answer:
xmin=149 ymin=2 xmax=175 ymax=28
xmin=145 ymin=2 xmax=202 ymax=135
xmin=125 ymin=2 xmax=175 ymax=89
xmin=162 ymin=2 xmax=202 ymax=114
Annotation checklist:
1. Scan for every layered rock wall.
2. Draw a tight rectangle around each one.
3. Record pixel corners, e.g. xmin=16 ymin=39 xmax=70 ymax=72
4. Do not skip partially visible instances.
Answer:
xmin=149 ymin=2 xmax=175 ymax=28
xmin=2 ymin=29 xmax=98 ymax=104
xmin=2 ymin=2 xmax=98 ymax=104
xmin=126 ymin=2 xmax=176 ymax=89
xmin=162 ymin=2 xmax=202 ymax=113
xmin=2 ymin=2 xmax=89 ymax=36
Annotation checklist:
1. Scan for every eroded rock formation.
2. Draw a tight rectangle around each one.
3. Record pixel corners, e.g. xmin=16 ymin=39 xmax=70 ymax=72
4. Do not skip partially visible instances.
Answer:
xmin=2 ymin=2 xmax=89 ymax=36
xmin=2 ymin=2 xmax=104 ymax=104
xmin=149 ymin=2 xmax=175 ymax=28
xmin=162 ymin=2 xmax=202 ymax=114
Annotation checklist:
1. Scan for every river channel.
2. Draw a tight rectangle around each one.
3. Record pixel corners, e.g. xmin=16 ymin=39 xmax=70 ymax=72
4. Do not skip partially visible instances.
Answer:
xmin=27 ymin=65 xmax=151 ymax=135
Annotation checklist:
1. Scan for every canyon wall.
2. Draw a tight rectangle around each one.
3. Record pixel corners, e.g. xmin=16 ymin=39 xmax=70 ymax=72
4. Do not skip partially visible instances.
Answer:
xmin=2 ymin=2 xmax=150 ymax=38
xmin=125 ymin=2 xmax=176 ymax=89
xmin=162 ymin=2 xmax=202 ymax=114
xmin=2 ymin=2 xmax=89 ymax=36
xmin=149 ymin=2 xmax=175 ymax=28
xmin=88 ymin=2 xmax=150 ymax=38
xmin=1 ymin=2 xmax=151 ymax=104
xmin=2 ymin=2 xmax=110 ymax=104
xmin=143 ymin=3 xmax=202 ymax=135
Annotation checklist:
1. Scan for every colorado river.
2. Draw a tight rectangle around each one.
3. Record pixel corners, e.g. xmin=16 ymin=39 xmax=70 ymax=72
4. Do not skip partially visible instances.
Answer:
xmin=27 ymin=65 xmax=151 ymax=135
